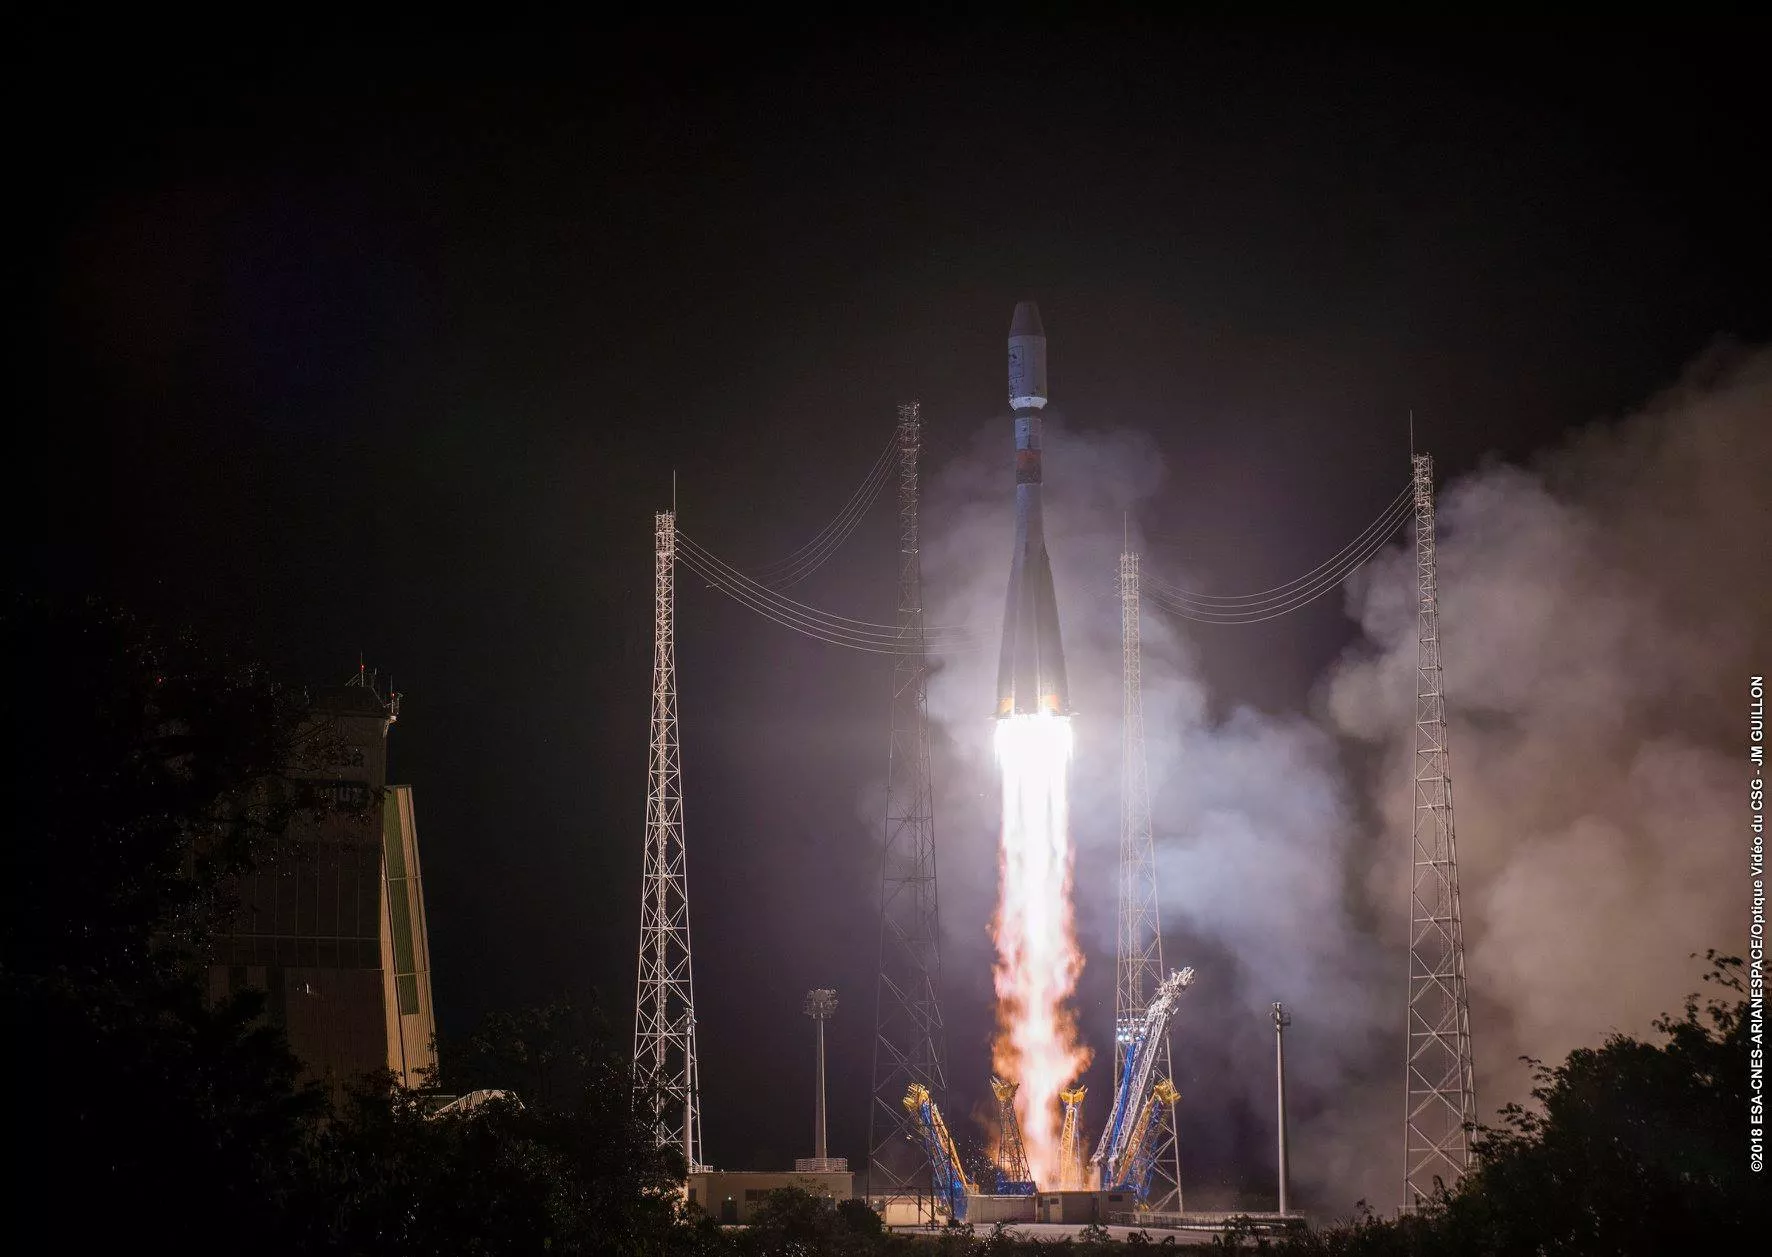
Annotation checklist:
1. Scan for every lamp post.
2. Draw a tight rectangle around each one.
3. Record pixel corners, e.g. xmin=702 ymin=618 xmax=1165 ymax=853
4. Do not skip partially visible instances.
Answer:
xmin=805 ymin=989 xmax=838 ymax=1165
xmin=1274 ymin=1002 xmax=1292 ymax=1216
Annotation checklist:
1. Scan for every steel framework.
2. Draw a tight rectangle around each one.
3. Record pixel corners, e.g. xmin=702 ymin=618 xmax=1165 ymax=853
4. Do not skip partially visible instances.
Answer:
xmin=1403 ymin=453 xmax=1477 ymax=1206
xmin=991 ymin=1075 xmax=1036 ymax=1192
xmin=1058 ymin=1086 xmax=1088 ymax=1189
xmin=868 ymin=402 xmax=949 ymax=1217
xmin=634 ymin=508 xmax=704 ymax=1172
xmin=1117 ymin=548 xmax=1183 ymax=1212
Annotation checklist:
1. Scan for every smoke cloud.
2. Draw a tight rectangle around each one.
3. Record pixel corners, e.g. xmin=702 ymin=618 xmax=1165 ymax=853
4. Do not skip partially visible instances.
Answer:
xmin=1329 ymin=343 xmax=1768 ymax=1178
xmin=911 ymin=343 xmax=1767 ymax=1210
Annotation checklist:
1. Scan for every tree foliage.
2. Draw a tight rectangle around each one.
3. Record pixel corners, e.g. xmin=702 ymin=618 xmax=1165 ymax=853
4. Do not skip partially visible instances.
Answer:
xmin=6 ymin=597 xmax=321 ymax=1251
xmin=6 ymin=595 xmax=308 ymax=981
xmin=4 ymin=599 xmax=689 ymax=1254
xmin=1251 ymin=952 xmax=1755 ymax=1256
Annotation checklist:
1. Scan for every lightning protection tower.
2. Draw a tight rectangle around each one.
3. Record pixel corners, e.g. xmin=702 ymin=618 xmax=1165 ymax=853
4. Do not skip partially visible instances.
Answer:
xmin=634 ymin=508 xmax=704 ymax=1172
xmin=1402 ymin=452 xmax=1477 ymax=1207
xmin=1118 ymin=545 xmax=1183 ymax=1213
xmin=868 ymin=402 xmax=949 ymax=1219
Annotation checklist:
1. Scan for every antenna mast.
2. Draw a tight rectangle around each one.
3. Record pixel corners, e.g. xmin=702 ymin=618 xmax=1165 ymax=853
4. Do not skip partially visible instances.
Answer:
xmin=868 ymin=402 xmax=949 ymax=1221
xmin=1402 ymin=453 xmax=1476 ymax=1207
xmin=1118 ymin=545 xmax=1183 ymax=1212
xmin=634 ymin=508 xmax=704 ymax=1172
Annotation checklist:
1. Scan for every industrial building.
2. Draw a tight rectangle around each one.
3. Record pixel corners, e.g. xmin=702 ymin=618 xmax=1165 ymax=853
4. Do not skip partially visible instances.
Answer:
xmin=208 ymin=670 xmax=438 ymax=1092
xmin=687 ymin=1170 xmax=854 ymax=1224
xmin=1037 ymin=1189 xmax=1138 ymax=1224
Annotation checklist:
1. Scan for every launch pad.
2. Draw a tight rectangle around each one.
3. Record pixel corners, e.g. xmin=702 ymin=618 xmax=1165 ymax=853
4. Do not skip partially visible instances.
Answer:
xmin=887 ymin=304 xmax=1196 ymax=1226
xmin=635 ymin=297 xmax=1475 ymax=1229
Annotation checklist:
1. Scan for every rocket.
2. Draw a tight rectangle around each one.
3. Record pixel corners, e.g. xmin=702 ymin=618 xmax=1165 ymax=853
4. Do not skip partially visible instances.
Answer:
xmin=996 ymin=301 xmax=1071 ymax=718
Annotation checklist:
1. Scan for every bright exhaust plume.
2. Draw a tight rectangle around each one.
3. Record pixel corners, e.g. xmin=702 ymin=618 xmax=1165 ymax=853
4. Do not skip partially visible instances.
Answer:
xmin=991 ymin=711 xmax=1090 ymax=1185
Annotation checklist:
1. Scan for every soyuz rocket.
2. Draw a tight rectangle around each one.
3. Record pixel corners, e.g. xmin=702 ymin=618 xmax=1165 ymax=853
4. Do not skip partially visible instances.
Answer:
xmin=995 ymin=301 xmax=1071 ymax=718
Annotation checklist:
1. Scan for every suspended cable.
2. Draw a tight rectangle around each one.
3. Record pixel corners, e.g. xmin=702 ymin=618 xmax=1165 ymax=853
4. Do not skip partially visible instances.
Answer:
xmin=1141 ymin=506 xmax=1409 ymax=622
xmin=1141 ymin=494 xmax=1411 ymax=624
xmin=754 ymin=440 xmax=892 ymax=586
xmin=1143 ymin=527 xmax=1405 ymax=622
xmin=684 ymin=533 xmax=919 ymax=634
xmin=679 ymin=550 xmax=919 ymax=653
xmin=680 ymin=546 xmax=910 ymax=647
xmin=1144 ymin=484 xmax=1413 ymax=609
xmin=678 ymin=530 xmax=983 ymax=654
xmin=753 ymin=434 xmax=896 ymax=588
xmin=678 ymin=555 xmax=983 ymax=656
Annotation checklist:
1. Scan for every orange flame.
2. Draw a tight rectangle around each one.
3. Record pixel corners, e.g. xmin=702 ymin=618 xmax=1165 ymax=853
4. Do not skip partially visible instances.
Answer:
xmin=991 ymin=712 xmax=1091 ymax=1185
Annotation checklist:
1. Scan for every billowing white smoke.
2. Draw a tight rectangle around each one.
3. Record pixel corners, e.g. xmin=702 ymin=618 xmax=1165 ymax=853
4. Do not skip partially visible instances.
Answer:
xmin=916 ymin=343 xmax=1767 ymax=1209
xmin=1328 ymin=344 xmax=1769 ymax=1178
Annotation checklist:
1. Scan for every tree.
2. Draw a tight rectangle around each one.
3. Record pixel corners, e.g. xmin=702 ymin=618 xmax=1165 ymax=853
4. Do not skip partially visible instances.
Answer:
xmin=1440 ymin=950 xmax=1752 ymax=1254
xmin=1263 ymin=952 xmax=1755 ymax=1256
xmin=448 ymin=994 xmax=614 ymax=1108
xmin=5 ymin=599 xmax=716 ymax=1254
xmin=4 ymin=596 xmax=320 ymax=1254
xmin=834 ymin=1198 xmax=884 ymax=1238
xmin=289 ymin=995 xmax=694 ymax=1254
xmin=5 ymin=596 xmax=310 ymax=981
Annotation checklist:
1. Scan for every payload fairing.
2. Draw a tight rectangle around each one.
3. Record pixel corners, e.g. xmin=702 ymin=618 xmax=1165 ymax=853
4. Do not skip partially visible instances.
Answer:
xmin=995 ymin=301 xmax=1071 ymax=718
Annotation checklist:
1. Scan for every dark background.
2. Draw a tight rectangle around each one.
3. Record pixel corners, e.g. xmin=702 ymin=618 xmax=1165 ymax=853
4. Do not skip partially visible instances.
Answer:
xmin=26 ymin=23 xmax=1769 ymax=1201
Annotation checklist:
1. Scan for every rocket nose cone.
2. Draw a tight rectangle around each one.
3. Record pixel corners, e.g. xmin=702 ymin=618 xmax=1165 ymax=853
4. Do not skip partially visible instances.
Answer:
xmin=1009 ymin=301 xmax=1045 ymax=339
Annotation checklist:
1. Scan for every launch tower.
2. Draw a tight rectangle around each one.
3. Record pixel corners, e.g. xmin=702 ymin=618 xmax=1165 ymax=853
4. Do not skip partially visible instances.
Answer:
xmin=1117 ymin=546 xmax=1183 ymax=1211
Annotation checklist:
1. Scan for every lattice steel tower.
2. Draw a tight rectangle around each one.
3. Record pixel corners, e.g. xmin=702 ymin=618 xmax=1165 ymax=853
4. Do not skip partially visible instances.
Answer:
xmin=634 ymin=508 xmax=704 ymax=1172
xmin=1402 ymin=453 xmax=1476 ymax=1206
xmin=868 ymin=402 xmax=948 ymax=1215
xmin=1118 ymin=546 xmax=1183 ymax=1211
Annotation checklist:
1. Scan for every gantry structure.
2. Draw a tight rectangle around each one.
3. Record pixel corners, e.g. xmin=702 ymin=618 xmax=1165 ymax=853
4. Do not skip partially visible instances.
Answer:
xmin=1117 ymin=546 xmax=1183 ymax=1212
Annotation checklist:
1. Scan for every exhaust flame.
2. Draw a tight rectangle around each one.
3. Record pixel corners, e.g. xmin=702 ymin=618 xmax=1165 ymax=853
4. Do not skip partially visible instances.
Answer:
xmin=991 ymin=711 xmax=1090 ymax=1185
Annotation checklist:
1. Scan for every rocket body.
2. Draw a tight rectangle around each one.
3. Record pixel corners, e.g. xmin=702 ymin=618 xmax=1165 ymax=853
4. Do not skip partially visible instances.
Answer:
xmin=996 ymin=302 xmax=1071 ymax=718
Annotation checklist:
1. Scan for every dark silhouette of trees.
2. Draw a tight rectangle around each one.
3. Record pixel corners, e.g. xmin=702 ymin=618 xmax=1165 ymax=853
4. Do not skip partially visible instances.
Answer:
xmin=6 ymin=596 xmax=321 ymax=1253
xmin=4 ymin=599 xmax=690 ymax=1254
xmin=1244 ymin=952 xmax=1755 ymax=1256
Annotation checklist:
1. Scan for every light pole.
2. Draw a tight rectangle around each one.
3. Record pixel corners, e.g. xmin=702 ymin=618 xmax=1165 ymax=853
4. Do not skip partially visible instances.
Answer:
xmin=1274 ymin=1002 xmax=1292 ymax=1216
xmin=805 ymin=989 xmax=838 ymax=1166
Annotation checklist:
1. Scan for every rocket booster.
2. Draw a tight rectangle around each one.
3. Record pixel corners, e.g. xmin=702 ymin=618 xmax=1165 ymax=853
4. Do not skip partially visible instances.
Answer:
xmin=996 ymin=301 xmax=1070 ymax=718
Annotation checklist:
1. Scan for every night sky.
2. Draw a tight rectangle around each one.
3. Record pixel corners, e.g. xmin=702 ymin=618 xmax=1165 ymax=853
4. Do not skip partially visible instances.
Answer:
xmin=30 ymin=26 xmax=1768 ymax=1205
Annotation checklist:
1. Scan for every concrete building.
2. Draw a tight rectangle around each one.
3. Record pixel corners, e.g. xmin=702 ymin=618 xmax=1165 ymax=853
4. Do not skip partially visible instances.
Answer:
xmin=209 ymin=676 xmax=437 ymax=1092
xmin=1037 ymin=1189 xmax=1138 ymax=1224
xmin=688 ymin=1170 xmax=854 ymax=1224
xmin=968 ymin=1194 xmax=1038 ymax=1224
